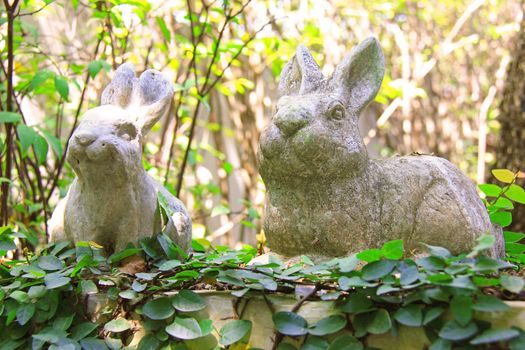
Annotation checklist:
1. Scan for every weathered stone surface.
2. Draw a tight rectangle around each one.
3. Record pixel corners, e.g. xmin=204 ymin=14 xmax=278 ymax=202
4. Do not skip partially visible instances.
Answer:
xmin=257 ymin=37 xmax=504 ymax=258
xmin=49 ymin=64 xmax=191 ymax=253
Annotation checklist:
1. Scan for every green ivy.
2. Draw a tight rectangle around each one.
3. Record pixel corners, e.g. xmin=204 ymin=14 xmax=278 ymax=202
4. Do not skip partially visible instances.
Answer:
xmin=0 ymin=230 xmax=524 ymax=349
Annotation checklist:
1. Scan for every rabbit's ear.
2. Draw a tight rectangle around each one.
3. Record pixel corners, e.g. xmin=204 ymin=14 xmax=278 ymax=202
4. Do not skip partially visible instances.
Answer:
xmin=136 ymin=69 xmax=174 ymax=134
xmin=331 ymin=37 xmax=384 ymax=113
xmin=278 ymin=45 xmax=324 ymax=97
xmin=101 ymin=63 xmax=138 ymax=108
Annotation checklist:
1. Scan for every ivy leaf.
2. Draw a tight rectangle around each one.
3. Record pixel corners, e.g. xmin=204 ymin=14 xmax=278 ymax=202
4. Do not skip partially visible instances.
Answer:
xmin=10 ymin=291 xmax=29 ymax=303
xmin=308 ymin=314 xmax=347 ymax=336
xmin=470 ymin=328 xmax=520 ymax=345
xmin=400 ymin=265 xmax=420 ymax=285
xmin=382 ymin=240 xmax=404 ymax=260
xmin=338 ymin=276 xmax=377 ymax=290
xmin=165 ymin=317 xmax=203 ymax=339
xmin=429 ymin=338 xmax=451 ymax=350
xmin=490 ymin=211 xmax=512 ymax=227
xmin=104 ymin=318 xmax=131 ymax=333
xmin=80 ymin=338 xmax=109 ymax=350
xmin=44 ymin=273 xmax=71 ymax=289
xmin=500 ymin=275 xmax=524 ymax=293
xmin=423 ymin=307 xmax=444 ymax=325
xmin=393 ymin=304 xmax=422 ymax=327
xmin=492 ymin=169 xmax=515 ymax=183
xmin=362 ymin=309 xmax=392 ymax=334
xmin=16 ymin=303 xmax=35 ymax=326
xmin=137 ymin=334 xmax=160 ymax=350
xmin=273 ymin=311 xmax=308 ymax=336
xmin=328 ymin=335 xmax=363 ymax=350
xmin=38 ymin=255 xmax=64 ymax=271
xmin=421 ymin=243 xmax=451 ymax=258
xmin=505 ymin=184 xmax=525 ymax=204
xmin=473 ymin=294 xmax=509 ymax=312
xmin=478 ymin=184 xmax=502 ymax=197
xmin=172 ymin=290 xmax=206 ymax=312
xmin=218 ymin=320 xmax=252 ymax=346
xmin=142 ymin=297 xmax=175 ymax=320
xmin=361 ymin=260 xmax=395 ymax=281
xmin=339 ymin=293 xmax=373 ymax=314
xmin=450 ymin=295 xmax=472 ymax=326
xmin=356 ymin=249 xmax=383 ymax=262
xmin=504 ymin=231 xmax=525 ymax=243
xmin=438 ymin=320 xmax=478 ymax=341
xmin=70 ymin=322 xmax=98 ymax=341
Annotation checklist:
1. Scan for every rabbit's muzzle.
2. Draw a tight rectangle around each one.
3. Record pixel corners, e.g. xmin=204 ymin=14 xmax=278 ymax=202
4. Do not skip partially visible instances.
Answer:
xmin=273 ymin=109 xmax=310 ymax=137
xmin=68 ymin=130 xmax=112 ymax=163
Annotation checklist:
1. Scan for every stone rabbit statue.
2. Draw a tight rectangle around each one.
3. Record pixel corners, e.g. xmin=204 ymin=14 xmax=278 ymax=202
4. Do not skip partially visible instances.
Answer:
xmin=49 ymin=64 xmax=191 ymax=254
xmin=257 ymin=38 xmax=504 ymax=258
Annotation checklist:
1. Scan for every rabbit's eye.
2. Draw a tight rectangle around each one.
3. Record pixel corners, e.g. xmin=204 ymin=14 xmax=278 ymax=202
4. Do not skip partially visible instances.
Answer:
xmin=117 ymin=123 xmax=137 ymax=141
xmin=329 ymin=104 xmax=345 ymax=120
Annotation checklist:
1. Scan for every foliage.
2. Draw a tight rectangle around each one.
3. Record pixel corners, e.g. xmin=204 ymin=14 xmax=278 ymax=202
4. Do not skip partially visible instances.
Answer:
xmin=480 ymin=169 xmax=525 ymax=266
xmin=1 ymin=229 xmax=524 ymax=349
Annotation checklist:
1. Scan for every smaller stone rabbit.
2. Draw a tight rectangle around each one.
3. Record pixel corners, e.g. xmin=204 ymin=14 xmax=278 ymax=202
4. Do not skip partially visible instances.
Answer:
xmin=257 ymin=38 xmax=504 ymax=258
xmin=49 ymin=64 xmax=191 ymax=254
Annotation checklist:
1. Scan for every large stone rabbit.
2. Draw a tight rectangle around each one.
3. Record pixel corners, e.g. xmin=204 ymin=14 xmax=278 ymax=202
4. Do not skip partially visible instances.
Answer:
xmin=257 ymin=38 xmax=504 ymax=258
xmin=49 ymin=64 xmax=191 ymax=254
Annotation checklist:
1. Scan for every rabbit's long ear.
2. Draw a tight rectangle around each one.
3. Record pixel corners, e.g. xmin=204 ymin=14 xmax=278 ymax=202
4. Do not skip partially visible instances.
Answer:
xmin=101 ymin=63 xmax=138 ymax=108
xmin=278 ymin=45 xmax=324 ymax=97
xmin=330 ymin=37 xmax=384 ymax=113
xmin=136 ymin=69 xmax=174 ymax=134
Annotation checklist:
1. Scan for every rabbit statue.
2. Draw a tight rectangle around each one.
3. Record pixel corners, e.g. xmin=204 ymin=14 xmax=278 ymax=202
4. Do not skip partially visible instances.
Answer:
xmin=49 ymin=64 xmax=191 ymax=254
xmin=257 ymin=37 xmax=504 ymax=258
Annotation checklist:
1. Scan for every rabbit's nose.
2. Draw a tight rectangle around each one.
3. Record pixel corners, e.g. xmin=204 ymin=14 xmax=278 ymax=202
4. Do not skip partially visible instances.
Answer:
xmin=74 ymin=131 xmax=96 ymax=146
xmin=274 ymin=111 xmax=308 ymax=136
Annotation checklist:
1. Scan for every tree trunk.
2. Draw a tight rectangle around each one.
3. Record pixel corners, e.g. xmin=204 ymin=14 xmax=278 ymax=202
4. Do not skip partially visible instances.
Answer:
xmin=494 ymin=13 xmax=525 ymax=233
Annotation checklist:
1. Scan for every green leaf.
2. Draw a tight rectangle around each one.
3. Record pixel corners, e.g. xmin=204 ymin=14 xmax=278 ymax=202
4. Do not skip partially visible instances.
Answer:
xmin=28 ymin=285 xmax=46 ymax=299
xmin=155 ymin=16 xmax=172 ymax=42
xmin=80 ymin=338 xmax=109 ymax=350
xmin=504 ymin=231 xmax=525 ymax=243
xmin=423 ymin=307 xmax=444 ymax=325
xmin=492 ymin=169 xmax=515 ymax=183
xmin=429 ymin=338 xmax=451 ymax=350
xmin=165 ymin=317 xmax=203 ymax=340
xmin=143 ymin=297 xmax=175 ymax=320
xmin=450 ymin=295 xmax=472 ymax=326
xmin=273 ymin=311 xmax=308 ymax=336
xmin=439 ymin=320 xmax=478 ymax=341
xmin=500 ymin=275 xmax=524 ymax=293
xmin=490 ymin=211 xmax=512 ymax=227
xmin=29 ymin=69 xmax=54 ymax=91
xmin=479 ymin=183 xmax=502 ymax=197
xmin=53 ymin=314 xmax=75 ymax=331
xmin=416 ymin=256 xmax=445 ymax=270
xmin=393 ymin=304 xmax=422 ymax=327
xmin=70 ymin=322 xmax=98 ymax=341
xmin=107 ymin=248 xmax=142 ymax=263
xmin=38 ymin=255 xmax=64 ymax=271
xmin=137 ymin=334 xmax=160 ymax=350
xmin=10 ymin=291 xmax=29 ymax=303
xmin=356 ymin=248 xmax=383 ymax=262
xmin=211 ymin=204 xmax=231 ymax=217
xmin=400 ymin=265 xmax=420 ymax=285
xmin=470 ymin=328 xmax=520 ymax=345
xmin=80 ymin=280 xmax=98 ymax=295
xmin=16 ymin=303 xmax=35 ymax=325
xmin=328 ymin=335 xmax=363 ymax=350
xmin=0 ymin=112 xmax=21 ymax=123
xmin=365 ymin=309 xmax=392 ymax=334
xmin=16 ymin=124 xmax=38 ymax=157
xmin=339 ymin=293 xmax=373 ymax=314
xmin=172 ymin=290 xmax=206 ymax=312
xmin=219 ymin=320 xmax=252 ymax=346
xmin=421 ymin=243 xmax=451 ymax=257
xmin=361 ymin=260 xmax=395 ymax=281
xmin=44 ymin=273 xmax=71 ymax=289
xmin=473 ymin=294 xmax=509 ymax=312
xmin=87 ymin=60 xmax=107 ymax=79
xmin=338 ymin=255 xmax=359 ymax=272
xmin=33 ymin=133 xmax=49 ymax=164
xmin=39 ymin=129 xmax=63 ymax=159
xmin=472 ymin=234 xmax=496 ymax=252
xmin=54 ymin=75 xmax=69 ymax=100
xmin=33 ymin=328 xmax=68 ymax=343
xmin=505 ymin=184 xmax=525 ymax=204
xmin=308 ymin=314 xmax=347 ymax=336
xmin=104 ymin=318 xmax=131 ymax=333
xmin=338 ymin=276 xmax=376 ymax=290
xmin=382 ymin=239 xmax=403 ymax=259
